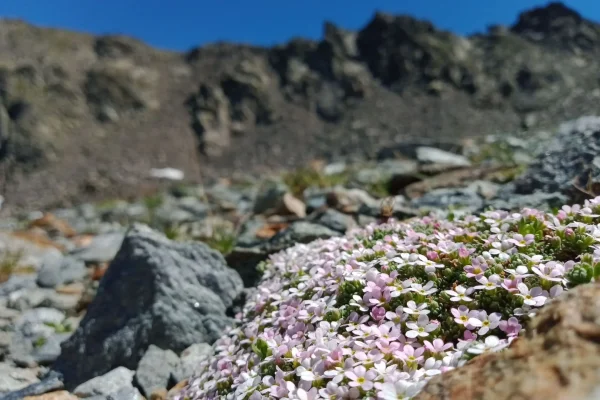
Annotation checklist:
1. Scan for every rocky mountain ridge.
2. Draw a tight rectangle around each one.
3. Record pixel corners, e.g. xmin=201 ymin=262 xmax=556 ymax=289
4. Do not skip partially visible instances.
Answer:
xmin=1 ymin=2 xmax=600 ymax=213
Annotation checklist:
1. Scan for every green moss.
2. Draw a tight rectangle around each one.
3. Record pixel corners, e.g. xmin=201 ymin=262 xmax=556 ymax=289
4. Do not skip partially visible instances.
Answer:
xmin=33 ymin=336 xmax=47 ymax=348
xmin=469 ymin=141 xmax=522 ymax=166
xmin=143 ymin=194 xmax=164 ymax=211
xmin=163 ymin=225 xmax=181 ymax=241
xmin=366 ymin=179 xmax=391 ymax=198
xmin=96 ymin=198 xmax=121 ymax=210
xmin=0 ymin=250 xmax=32 ymax=283
xmin=44 ymin=321 xmax=73 ymax=333
xmin=336 ymin=280 xmax=364 ymax=308
xmin=282 ymin=166 xmax=350 ymax=197
xmin=199 ymin=227 xmax=237 ymax=255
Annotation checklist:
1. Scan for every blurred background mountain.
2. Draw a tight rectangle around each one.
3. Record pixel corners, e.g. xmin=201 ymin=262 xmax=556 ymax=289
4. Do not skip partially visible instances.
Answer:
xmin=0 ymin=1 xmax=599 ymax=212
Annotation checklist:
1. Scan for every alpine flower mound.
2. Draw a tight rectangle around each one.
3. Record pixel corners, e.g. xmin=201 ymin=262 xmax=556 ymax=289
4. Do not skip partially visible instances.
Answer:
xmin=173 ymin=197 xmax=600 ymax=400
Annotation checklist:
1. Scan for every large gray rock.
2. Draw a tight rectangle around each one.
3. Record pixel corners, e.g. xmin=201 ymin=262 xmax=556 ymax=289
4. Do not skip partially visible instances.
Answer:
xmin=510 ymin=116 xmax=600 ymax=203
xmin=52 ymin=223 xmax=244 ymax=390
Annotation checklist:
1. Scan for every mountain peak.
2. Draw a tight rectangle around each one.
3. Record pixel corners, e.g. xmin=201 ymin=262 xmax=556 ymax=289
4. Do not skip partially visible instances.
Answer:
xmin=511 ymin=2 xmax=600 ymax=52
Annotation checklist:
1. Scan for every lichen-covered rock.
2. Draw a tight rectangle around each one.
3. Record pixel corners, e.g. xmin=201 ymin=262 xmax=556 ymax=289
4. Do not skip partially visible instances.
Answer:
xmin=171 ymin=196 xmax=600 ymax=399
xmin=52 ymin=223 xmax=244 ymax=390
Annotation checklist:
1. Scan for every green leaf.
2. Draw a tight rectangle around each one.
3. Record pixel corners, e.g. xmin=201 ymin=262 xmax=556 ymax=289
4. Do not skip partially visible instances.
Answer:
xmin=251 ymin=338 xmax=269 ymax=360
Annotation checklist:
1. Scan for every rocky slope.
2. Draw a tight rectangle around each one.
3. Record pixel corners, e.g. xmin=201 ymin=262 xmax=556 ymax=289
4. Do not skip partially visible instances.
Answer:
xmin=1 ymin=2 xmax=600 ymax=212
xmin=0 ymin=113 xmax=596 ymax=399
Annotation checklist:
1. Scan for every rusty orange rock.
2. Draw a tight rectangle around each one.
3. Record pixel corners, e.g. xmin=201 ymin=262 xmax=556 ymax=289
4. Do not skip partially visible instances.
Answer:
xmin=23 ymin=391 xmax=78 ymax=400
xmin=28 ymin=213 xmax=76 ymax=238
xmin=255 ymin=222 xmax=289 ymax=239
xmin=90 ymin=263 xmax=109 ymax=281
xmin=167 ymin=380 xmax=188 ymax=399
xmin=55 ymin=282 xmax=85 ymax=296
xmin=71 ymin=234 xmax=95 ymax=248
xmin=150 ymin=388 xmax=167 ymax=400
xmin=10 ymin=230 xmax=65 ymax=251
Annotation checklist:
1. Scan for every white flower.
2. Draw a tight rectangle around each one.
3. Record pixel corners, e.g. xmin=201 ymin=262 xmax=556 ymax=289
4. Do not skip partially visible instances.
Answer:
xmin=473 ymin=274 xmax=501 ymax=291
xmin=444 ymin=285 xmax=474 ymax=302
xmin=405 ymin=314 xmax=439 ymax=338
xmin=402 ymin=301 xmax=430 ymax=315
xmin=516 ymin=283 xmax=548 ymax=307
xmin=408 ymin=281 xmax=438 ymax=296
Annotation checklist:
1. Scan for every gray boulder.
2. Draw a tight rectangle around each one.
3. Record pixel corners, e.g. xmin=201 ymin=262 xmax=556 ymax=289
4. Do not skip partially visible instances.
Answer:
xmin=73 ymin=367 xmax=135 ymax=398
xmin=510 ymin=116 xmax=600 ymax=203
xmin=52 ymin=223 xmax=244 ymax=390
xmin=69 ymin=231 xmax=125 ymax=264
xmin=0 ymin=369 xmax=63 ymax=399
xmin=106 ymin=386 xmax=145 ymax=400
xmin=172 ymin=343 xmax=213 ymax=383
xmin=36 ymin=255 xmax=87 ymax=288
xmin=134 ymin=345 xmax=179 ymax=397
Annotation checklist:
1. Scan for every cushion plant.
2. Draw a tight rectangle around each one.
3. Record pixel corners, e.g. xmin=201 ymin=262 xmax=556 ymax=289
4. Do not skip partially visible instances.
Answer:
xmin=172 ymin=196 xmax=600 ymax=400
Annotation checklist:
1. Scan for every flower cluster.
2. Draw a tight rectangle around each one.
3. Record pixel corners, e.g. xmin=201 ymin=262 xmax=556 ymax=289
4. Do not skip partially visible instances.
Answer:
xmin=173 ymin=197 xmax=600 ymax=400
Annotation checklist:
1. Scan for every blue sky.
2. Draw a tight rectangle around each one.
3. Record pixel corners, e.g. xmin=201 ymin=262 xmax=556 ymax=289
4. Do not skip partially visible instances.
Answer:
xmin=0 ymin=1 xmax=598 ymax=51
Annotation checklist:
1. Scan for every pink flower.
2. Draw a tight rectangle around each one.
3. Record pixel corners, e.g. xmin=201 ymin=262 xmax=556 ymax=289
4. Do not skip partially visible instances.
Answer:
xmin=499 ymin=317 xmax=522 ymax=337
xmin=296 ymin=359 xmax=324 ymax=382
xmin=424 ymin=338 xmax=453 ymax=354
xmin=395 ymin=344 xmax=425 ymax=365
xmin=344 ymin=366 xmax=377 ymax=391
xmin=549 ymin=284 xmax=563 ymax=298
xmin=458 ymin=247 xmax=471 ymax=258
xmin=464 ymin=258 xmax=488 ymax=278
xmin=501 ymin=277 xmax=521 ymax=293
xmin=532 ymin=262 xmax=564 ymax=282
xmin=370 ymin=306 xmax=386 ymax=321
xmin=375 ymin=338 xmax=402 ymax=354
